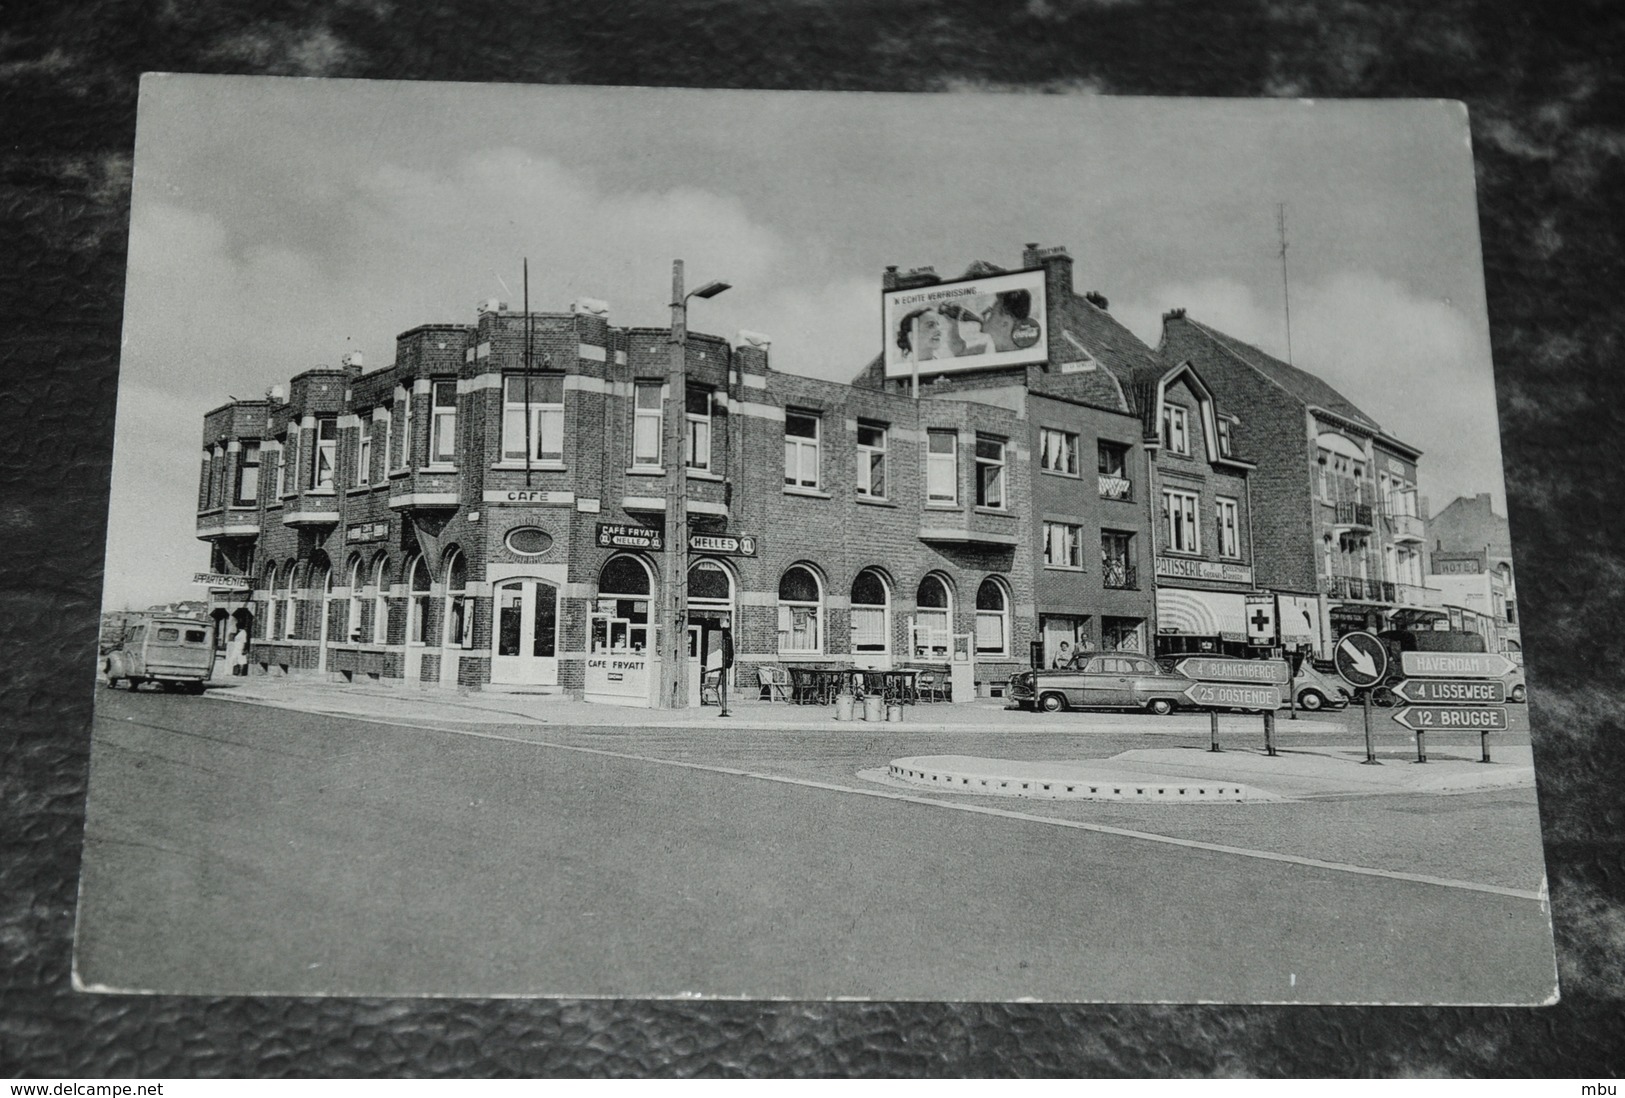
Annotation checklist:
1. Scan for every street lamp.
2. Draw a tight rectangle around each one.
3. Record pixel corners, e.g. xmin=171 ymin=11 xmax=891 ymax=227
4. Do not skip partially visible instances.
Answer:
xmin=660 ymin=259 xmax=729 ymax=710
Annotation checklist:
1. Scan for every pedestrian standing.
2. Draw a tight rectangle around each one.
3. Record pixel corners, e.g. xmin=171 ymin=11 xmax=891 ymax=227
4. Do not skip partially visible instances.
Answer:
xmin=228 ymin=626 xmax=249 ymax=677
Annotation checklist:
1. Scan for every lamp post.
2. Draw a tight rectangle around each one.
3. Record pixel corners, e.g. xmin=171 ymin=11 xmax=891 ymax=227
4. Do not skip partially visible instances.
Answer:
xmin=661 ymin=259 xmax=730 ymax=710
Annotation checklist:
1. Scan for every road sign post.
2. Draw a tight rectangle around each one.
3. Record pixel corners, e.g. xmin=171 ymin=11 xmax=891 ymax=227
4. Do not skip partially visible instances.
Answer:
xmin=1177 ymin=659 xmax=1287 ymax=756
xmin=1209 ymin=709 xmax=1221 ymax=753
xmin=1262 ymin=708 xmax=1277 ymax=757
xmin=1334 ymin=632 xmax=1390 ymax=767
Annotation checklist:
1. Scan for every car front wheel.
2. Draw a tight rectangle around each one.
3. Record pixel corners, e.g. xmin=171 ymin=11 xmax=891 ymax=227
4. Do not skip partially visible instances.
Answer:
xmin=1510 ymin=684 xmax=1526 ymax=703
xmin=1038 ymin=692 xmax=1067 ymax=713
xmin=1146 ymin=698 xmax=1174 ymax=716
xmin=1298 ymin=690 xmax=1325 ymax=711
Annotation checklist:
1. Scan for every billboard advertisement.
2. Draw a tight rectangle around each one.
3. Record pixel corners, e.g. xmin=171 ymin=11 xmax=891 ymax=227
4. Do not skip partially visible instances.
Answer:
xmin=882 ymin=269 xmax=1048 ymax=379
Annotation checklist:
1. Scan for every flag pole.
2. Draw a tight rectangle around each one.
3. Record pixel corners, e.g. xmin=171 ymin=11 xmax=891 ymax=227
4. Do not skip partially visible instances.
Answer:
xmin=523 ymin=258 xmax=532 ymax=488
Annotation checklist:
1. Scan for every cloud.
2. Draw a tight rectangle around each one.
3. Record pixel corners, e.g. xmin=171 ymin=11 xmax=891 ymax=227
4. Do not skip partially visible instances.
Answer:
xmin=1116 ymin=272 xmax=1504 ymax=514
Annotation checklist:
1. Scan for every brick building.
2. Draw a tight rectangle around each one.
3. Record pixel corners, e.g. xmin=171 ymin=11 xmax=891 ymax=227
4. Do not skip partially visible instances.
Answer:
xmin=1426 ymin=493 xmax=1519 ymax=655
xmin=197 ymin=297 xmax=1036 ymax=702
xmin=852 ymin=244 xmax=1166 ymax=667
xmin=1157 ymin=311 xmax=1428 ymax=656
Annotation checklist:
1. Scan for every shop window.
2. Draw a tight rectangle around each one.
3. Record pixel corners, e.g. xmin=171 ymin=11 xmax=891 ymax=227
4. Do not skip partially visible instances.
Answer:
xmin=444 ymin=550 xmax=471 ymax=649
xmin=1162 ymin=488 xmax=1201 ymax=553
xmin=235 ymin=442 xmax=260 ymax=505
xmin=974 ymin=578 xmax=1010 ymax=656
xmin=407 ymin=555 xmax=431 ymax=645
xmin=1043 ymin=521 xmax=1081 ymax=570
xmin=370 ymin=556 xmax=388 ymax=644
xmin=926 ymin=431 xmax=958 ymax=504
xmin=777 ymin=565 xmax=823 ymax=652
xmin=502 ymin=375 xmax=565 ymax=463
xmin=850 ymin=568 xmax=890 ymax=653
xmin=856 ymin=421 xmax=887 ymax=499
xmin=430 ymin=381 xmax=457 ymax=466
xmin=686 ymin=385 xmax=711 ymax=470
xmin=594 ymin=555 xmax=653 ymax=654
xmin=632 ymin=382 xmax=663 ymax=467
xmin=1101 ymin=616 xmax=1145 ymax=653
xmin=783 ymin=411 xmax=821 ymax=489
xmin=345 ymin=556 xmax=365 ymax=642
xmin=1039 ymin=428 xmax=1078 ymax=475
xmin=974 ymin=435 xmax=1006 ymax=508
xmin=914 ymin=573 xmax=953 ymax=658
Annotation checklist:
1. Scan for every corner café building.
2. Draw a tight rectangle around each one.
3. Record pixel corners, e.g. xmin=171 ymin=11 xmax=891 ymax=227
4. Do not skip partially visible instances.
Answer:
xmin=196 ymin=287 xmax=1039 ymax=704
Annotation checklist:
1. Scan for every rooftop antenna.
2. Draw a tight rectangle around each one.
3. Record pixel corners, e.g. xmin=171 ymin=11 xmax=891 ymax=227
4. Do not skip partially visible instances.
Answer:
xmin=1277 ymin=202 xmax=1294 ymax=366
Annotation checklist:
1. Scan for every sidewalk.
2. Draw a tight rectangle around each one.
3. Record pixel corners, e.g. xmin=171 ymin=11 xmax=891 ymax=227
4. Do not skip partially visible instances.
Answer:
xmin=199 ymin=674 xmax=1342 ymax=735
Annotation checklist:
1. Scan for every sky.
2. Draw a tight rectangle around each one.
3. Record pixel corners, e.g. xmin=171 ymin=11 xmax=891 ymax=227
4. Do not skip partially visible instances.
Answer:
xmin=105 ymin=76 xmax=1506 ymax=610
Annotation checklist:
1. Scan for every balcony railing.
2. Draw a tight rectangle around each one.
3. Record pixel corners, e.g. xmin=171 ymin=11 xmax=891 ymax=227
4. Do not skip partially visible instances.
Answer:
xmin=1098 ymin=474 xmax=1132 ymax=501
xmin=1387 ymin=512 xmax=1425 ymax=542
xmin=1334 ymin=501 xmax=1374 ymax=528
xmin=1326 ymin=575 xmax=1395 ymax=602
xmin=1102 ymin=559 xmax=1139 ymax=590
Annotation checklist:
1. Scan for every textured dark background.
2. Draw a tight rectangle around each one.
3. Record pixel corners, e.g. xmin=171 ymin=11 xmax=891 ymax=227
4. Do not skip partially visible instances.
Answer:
xmin=3 ymin=0 xmax=1622 ymax=1078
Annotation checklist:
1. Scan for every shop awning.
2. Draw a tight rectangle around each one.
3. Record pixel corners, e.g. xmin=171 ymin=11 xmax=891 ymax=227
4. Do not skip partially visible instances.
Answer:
xmin=1155 ymin=588 xmax=1247 ymax=642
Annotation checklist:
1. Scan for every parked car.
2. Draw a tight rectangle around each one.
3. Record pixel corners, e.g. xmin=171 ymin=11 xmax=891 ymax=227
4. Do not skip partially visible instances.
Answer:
xmin=1502 ymin=664 xmax=1527 ymax=703
xmin=103 ymin=616 xmax=215 ymax=693
xmin=1289 ymin=662 xmax=1350 ymax=711
xmin=1008 ymin=653 xmax=1192 ymax=715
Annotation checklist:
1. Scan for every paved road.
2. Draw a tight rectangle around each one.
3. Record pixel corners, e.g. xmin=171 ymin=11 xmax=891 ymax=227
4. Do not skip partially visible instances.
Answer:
xmin=76 ymin=686 xmax=1557 ymax=1003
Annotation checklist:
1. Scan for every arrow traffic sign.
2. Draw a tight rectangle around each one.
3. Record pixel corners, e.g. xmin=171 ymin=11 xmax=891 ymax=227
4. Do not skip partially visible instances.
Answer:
xmin=1174 ymin=657 xmax=1290 ymax=684
xmin=1333 ymin=631 xmax=1389 ymax=689
xmin=1391 ymin=678 xmax=1506 ymax=705
xmin=1398 ymin=651 xmax=1516 ymax=678
xmin=1390 ymin=705 xmax=1508 ymax=732
xmin=1183 ymin=681 xmax=1282 ymax=711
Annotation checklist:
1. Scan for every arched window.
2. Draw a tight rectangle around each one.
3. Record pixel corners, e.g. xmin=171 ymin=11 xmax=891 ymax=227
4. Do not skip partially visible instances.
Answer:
xmin=407 ymin=554 xmax=431 ymax=645
xmin=346 ymin=555 xmax=365 ymax=643
xmin=260 ymin=561 xmax=277 ymax=641
xmin=850 ymin=569 xmax=890 ymax=654
xmin=310 ymin=555 xmax=333 ymax=645
xmin=688 ymin=558 xmax=734 ymax=631
xmin=444 ymin=549 xmax=471 ymax=649
xmin=370 ymin=555 xmax=389 ymax=644
xmin=975 ymin=577 xmax=1010 ymax=657
xmin=778 ymin=565 xmax=823 ymax=653
xmin=595 ymin=554 xmax=654 ymax=653
xmin=915 ymin=573 xmax=953 ymax=658
xmin=281 ymin=560 xmax=299 ymax=640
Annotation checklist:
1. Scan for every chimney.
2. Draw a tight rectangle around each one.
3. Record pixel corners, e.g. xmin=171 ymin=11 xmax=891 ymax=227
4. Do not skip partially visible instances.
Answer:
xmin=1022 ymin=242 xmax=1074 ymax=299
xmin=892 ymin=265 xmax=941 ymax=291
xmin=882 ymin=265 xmax=900 ymax=292
xmin=1163 ymin=307 xmax=1187 ymax=322
xmin=340 ymin=351 xmax=364 ymax=378
xmin=1084 ymin=291 xmax=1109 ymax=310
xmin=477 ymin=299 xmax=508 ymax=316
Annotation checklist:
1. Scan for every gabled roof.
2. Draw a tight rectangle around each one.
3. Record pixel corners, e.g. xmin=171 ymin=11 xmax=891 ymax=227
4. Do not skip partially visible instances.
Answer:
xmin=1162 ymin=314 xmax=1386 ymax=435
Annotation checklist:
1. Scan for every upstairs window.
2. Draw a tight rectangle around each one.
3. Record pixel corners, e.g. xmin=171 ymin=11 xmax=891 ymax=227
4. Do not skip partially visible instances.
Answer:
xmin=1216 ymin=418 xmax=1233 ymax=458
xmin=430 ymin=381 xmax=458 ymax=466
xmin=1162 ymin=488 xmax=1201 ymax=553
xmin=632 ymin=382 xmax=663 ymax=467
xmin=926 ymin=430 xmax=958 ymax=504
xmin=235 ymin=442 xmax=260 ymax=505
xmin=392 ymin=393 xmax=411 ymax=471
xmin=1039 ymin=428 xmax=1078 ymax=475
xmin=313 ymin=419 xmax=337 ymax=490
xmin=1043 ymin=521 xmax=1081 ymax=569
xmin=1216 ymin=497 xmax=1241 ymax=558
xmin=974 ymin=435 xmax=1006 ymax=509
xmin=1097 ymin=441 xmax=1132 ymax=500
xmin=502 ymin=375 xmax=565 ymax=463
xmin=355 ymin=422 xmax=371 ymax=487
xmin=686 ymin=385 xmax=712 ymax=470
xmin=783 ymin=411 xmax=820 ymax=489
xmin=856 ymin=421 xmax=887 ymax=498
xmin=1161 ymin=404 xmax=1190 ymax=456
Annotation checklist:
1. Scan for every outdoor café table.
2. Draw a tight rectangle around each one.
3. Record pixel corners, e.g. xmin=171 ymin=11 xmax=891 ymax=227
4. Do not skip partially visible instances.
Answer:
xmin=787 ymin=667 xmax=815 ymax=704
xmin=881 ymin=669 xmax=919 ymax=704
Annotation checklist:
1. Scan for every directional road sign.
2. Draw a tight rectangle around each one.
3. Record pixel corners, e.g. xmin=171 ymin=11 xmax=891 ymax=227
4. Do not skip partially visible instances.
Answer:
xmin=1392 ymin=678 xmax=1506 ymax=705
xmin=1174 ymin=657 xmax=1290 ymax=684
xmin=1333 ymin=631 xmax=1389 ymax=689
xmin=1398 ymin=651 xmax=1516 ymax=679
xmin=1183 ymin=681 xmax=1282 ymax=711
xmin=1390 ymin=705 xmax=1509 ymax=732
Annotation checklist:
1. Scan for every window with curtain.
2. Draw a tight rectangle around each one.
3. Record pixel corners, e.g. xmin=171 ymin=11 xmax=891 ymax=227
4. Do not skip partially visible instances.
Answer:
xmin=849 ymin=569 xmax=889 ymax=652
xmin=777 ymin=565 xmax=822 ymax=652
xmin=975 ymin=578 xmax=1009 ymax=656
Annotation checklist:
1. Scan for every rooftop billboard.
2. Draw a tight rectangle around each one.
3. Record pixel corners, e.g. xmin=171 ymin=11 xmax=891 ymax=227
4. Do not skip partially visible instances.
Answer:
xmin=882 ymin=269 xmax=1048 ymax=379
